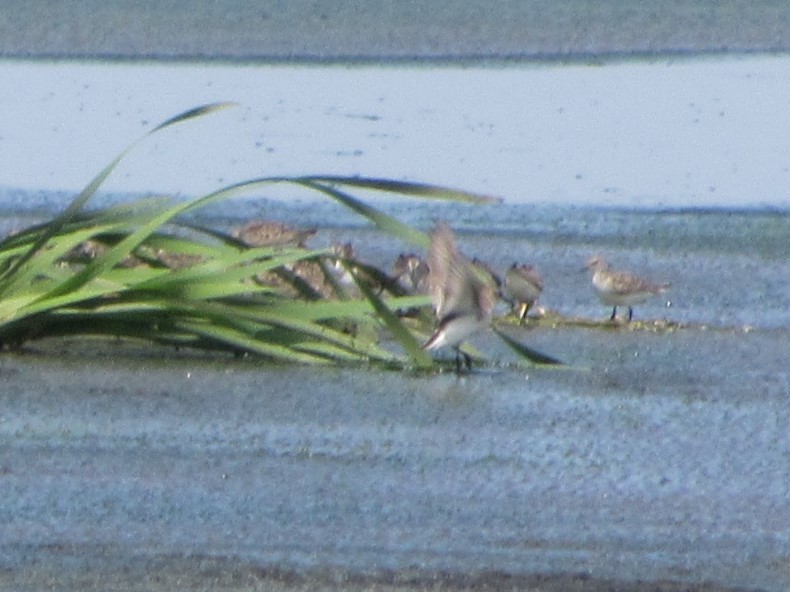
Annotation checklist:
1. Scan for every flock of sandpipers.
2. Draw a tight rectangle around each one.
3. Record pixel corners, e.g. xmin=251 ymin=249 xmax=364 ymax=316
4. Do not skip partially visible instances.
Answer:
xmin=63 ymin=217 xmax=670 ymax=370
xmin=230 ymin=219 xmax=670 ymax=370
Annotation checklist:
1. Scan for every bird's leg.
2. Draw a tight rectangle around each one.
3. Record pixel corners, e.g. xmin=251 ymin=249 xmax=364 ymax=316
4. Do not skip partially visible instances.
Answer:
xmin=627 ymin=306 xmax=634 ymax=321
xmin=610 ymin=306 xmax=617 ymax=321
xmin=462 ymin=350 xmax=473 ymax=371
xmin=453 ymin=348 xmax=473 ymax=374
xmin=454 ymin=348 xmax=462 ymax=374
xmin=517 ymin=303 xmax=528 ymax=324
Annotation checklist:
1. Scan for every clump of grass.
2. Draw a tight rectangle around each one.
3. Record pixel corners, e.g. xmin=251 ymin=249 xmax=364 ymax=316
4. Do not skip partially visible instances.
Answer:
xmin=0 ymin=103 xmax=558 ymax=370
xmin=0 ymin=105 xmax=456 ymax=368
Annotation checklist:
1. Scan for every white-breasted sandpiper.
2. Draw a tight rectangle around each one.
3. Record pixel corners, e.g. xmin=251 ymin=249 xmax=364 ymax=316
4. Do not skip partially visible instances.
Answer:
xmin=423 ymin=222 xmax=496 ymax=371
xmin=586 ymin=256 xmax=669 ymax=321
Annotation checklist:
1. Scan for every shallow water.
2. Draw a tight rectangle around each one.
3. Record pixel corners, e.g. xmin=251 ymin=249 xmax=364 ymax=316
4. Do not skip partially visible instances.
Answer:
xmin=3 ymin=57 xmax=790 ymax=208
xmin=0 ymin=324 xmax=788 ymax=590
xmin=1 ymin=194 xmax=789 ymax=590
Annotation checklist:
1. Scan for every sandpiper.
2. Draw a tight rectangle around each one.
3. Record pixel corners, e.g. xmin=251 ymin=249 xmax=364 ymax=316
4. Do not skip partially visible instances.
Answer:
xmin=286 ymin=243 xmax=359 ymax=300
xmin=328 ymin=242 xmax=357 ymax=289
xmin=423 ymin=222 xmax=496 ymax=371
xmin=231 ymin=220 xmax=316 ymax=248
xmin=391 ymin=253 xmax=430 ymax=295
xmin=503 ymin=263 xmax=543 ymax=322
xmin=586 ymin=256 xmax=669 ymax=321
xmin=155 ymin=249 xmax=205 ymax=270
xmin=67 ymin=239 xmax=145 ymax=269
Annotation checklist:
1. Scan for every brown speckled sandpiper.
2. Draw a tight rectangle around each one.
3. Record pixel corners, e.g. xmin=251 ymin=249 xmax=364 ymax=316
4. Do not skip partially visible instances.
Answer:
xmin=503 ymin=263 xmax=543 ymax=322
xmin=231 ymin=220 xmax=316 ymax=248
xmin=586 ymin=256 xmax=669 ymax=321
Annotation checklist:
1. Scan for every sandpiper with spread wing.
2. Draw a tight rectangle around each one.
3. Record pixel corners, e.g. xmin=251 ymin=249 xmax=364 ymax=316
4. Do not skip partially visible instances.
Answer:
xmin=422 ymin=222 xmax=496 ymax=371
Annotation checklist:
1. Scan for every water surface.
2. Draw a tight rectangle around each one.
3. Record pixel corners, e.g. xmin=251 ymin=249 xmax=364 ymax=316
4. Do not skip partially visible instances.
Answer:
xmin=1 ymin=192 xmax=788 ymax=590
xmin=1 ymin=54 xmax=789 ymax=592
xmin=3 ymin=57 xmax=790 ymax=208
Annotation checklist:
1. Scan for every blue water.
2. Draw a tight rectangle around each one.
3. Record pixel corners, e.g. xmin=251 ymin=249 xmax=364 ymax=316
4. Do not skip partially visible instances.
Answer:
xmin=2 ymin=56 xmax=790 ymax=592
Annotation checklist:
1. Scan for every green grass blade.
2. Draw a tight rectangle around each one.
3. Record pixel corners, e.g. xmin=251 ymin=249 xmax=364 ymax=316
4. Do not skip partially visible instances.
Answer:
xmin=150 ymin=102 xmax=236 ymax=133
xmin=265 ymin=295 xmax=429 ymax=322
xmin=0 ymin=220 xmax=150 ymax=301
xmin=347 ymin=263 xmax=433 ymax=369
xmin=0 ymin=102 xmax=234 ymax=293
xmin=303 ymin=175 xmax=502 ymax=204
xmin=296 ymin=179 xmax=430 ymax=249
xmin=175 ymin=319 xmax=333 ymax=364
xmin=492 ymin=324 xmax=564 ymax=366
xmin=7 ymin=278 xmax=128 ymax=321
xmin=178 ymin=298 xmax=399 ymax=363
xmin=30 ymin=196 xmax=225 ymax=302
xmin=132 ymin=246 xmax=299 ymax=285
xmin=0 ymin=157 xmax=131 ymax=290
